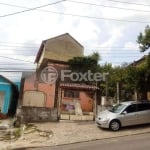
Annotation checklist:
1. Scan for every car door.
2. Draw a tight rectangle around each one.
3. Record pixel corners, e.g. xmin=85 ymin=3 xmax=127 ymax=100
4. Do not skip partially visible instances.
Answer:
xmin=120 ymin=104 xmax=139 ymax=126
xmin=137 ymin=103 xmax=150 ymax=124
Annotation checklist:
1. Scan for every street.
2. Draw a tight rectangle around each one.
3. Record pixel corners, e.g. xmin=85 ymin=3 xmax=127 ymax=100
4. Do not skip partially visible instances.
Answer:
xmin=16 ymin=133 xmax=150 ymax=150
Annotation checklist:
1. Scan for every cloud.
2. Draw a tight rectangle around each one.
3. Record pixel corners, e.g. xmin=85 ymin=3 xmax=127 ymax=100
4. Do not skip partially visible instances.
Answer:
xmin=0 ymin=0 xmax=150 ymax=71
xmin=124 ymin=42 xmax=139 ymax=50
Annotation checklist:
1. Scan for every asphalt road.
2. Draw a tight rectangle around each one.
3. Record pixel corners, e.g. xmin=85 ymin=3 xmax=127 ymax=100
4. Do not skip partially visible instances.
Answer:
xmin=17 ymin=133 xmax=150 ymax=150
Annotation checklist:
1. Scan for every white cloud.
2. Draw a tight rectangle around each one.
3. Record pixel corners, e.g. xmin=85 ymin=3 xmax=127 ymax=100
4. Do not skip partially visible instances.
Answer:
xmin=0 ymin=0 xmax=150 ymax=72
xmin=124 ymin=42 xmax=139 ymax=50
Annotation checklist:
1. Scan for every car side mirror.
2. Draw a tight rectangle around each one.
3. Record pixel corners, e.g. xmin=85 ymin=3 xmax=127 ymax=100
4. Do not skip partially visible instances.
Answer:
xmin=122 ymin=111 xmax=127 ymax=115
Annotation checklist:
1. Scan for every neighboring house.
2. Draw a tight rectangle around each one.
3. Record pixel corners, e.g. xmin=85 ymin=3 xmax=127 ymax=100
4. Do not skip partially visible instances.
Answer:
xmin=130 ymin=55 xmax=150 ymax=100
xmin=0 ymin=75 xmax=19 ymax=115
xmin=130 ymin=55 xmax=147 ymax=67
xmin=20 ymin=33 xmax=98 ymax=122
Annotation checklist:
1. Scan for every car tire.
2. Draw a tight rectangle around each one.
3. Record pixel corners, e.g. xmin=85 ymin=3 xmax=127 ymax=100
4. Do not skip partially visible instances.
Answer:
xmin=109 ymin=120 xmax=121 ymax=131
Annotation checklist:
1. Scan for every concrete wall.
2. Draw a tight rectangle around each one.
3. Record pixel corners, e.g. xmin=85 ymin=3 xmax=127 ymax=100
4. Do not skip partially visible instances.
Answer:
xmin=43 ymin=35 xmax=84 ymax=62
xmin=21 ymin=106 xmax=58 ymax=122
xmin=23 ymin=91 xmax=46 ymax=107
xmin=23 ymin=73 xmax=55 ymax=108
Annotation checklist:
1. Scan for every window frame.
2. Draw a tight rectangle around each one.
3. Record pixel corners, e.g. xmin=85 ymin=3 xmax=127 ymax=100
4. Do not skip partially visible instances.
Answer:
xmin=64 ymin=90 xmax=79 ymax=99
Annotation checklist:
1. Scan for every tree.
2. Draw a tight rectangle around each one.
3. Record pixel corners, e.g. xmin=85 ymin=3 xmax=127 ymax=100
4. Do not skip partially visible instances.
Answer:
xmin=137 ymin=25 xmax=150 ymax=52
xmin=68 ymin=52 xmax=100 ymax=73
xmin=67 ymin=52 xmax=100 ymax=84
xmin=123 ymin=66 xmax=141 ymax=100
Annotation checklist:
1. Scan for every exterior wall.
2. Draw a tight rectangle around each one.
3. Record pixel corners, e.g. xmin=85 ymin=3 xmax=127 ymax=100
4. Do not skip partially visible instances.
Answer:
xmin=21 ymin=106 xmax=58 ymax=122
xmin=61 ymin=90 xmax=94 ymax=113
xmin=147 ymin=92 xmax=150 ymax=101
xmin=23 ymin=73 xmax=56 ymax=108
xmin=43 ymin=35 xmax=84 ymax=62
xmin=0 ymin=82 xmax=12 ymax=114
xmin=80 ymin=91 xmax=94 ymax=112
xmin=23 ymin=91 xmax=46 ymax=107
xmin=38 ymin=47 xmax=46 ymax=65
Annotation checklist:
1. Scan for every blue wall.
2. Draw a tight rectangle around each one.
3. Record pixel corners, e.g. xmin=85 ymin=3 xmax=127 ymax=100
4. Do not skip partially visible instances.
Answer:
xmin=0 ymin=84 xmax=12 ymax=114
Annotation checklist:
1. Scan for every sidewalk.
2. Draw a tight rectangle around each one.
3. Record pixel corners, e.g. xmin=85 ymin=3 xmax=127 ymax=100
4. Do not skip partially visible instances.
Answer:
xmin=1 ymin=120 xmax=150 ymax=149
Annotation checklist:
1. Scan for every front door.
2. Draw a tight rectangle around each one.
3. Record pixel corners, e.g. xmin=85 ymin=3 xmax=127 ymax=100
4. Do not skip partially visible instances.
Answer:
xmin=0 ymin=92 xmax=5 ymax=112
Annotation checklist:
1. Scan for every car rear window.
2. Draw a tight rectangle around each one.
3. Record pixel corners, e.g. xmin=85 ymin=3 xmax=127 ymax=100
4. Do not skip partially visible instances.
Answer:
xmin=137 ymin=103 xmax=150 ymax=111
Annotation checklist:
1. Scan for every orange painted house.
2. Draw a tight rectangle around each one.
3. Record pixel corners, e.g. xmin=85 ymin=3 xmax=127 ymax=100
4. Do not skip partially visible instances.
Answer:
xmin=20 ymin=33 xmax=98 ymax=121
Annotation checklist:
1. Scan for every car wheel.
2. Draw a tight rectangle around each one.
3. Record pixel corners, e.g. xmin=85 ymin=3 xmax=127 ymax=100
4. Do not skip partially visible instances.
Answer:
xmin=109 ymin=120 xmax=121 ymax=131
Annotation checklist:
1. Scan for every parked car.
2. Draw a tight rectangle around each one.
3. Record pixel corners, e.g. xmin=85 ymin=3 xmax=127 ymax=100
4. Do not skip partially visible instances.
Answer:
xmin=96 ymin=101 xmax=150 ymax=131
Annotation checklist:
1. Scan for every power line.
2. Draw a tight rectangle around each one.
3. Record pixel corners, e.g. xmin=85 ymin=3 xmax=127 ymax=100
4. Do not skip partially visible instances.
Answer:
xmin=0 ymin=69 xmax=35 ymax=71
xmin=67 ymin=0 xmax=150 ymax=13
xmin=0 ymin=63 xmax=35 ymax=67
xmin=0 ymin=0 xmax=66 ymax=18
xmin=0 ymin=56 xmax=34 ymax=63
xmin=104 ymin=0 xmax=150 ymax=7
xmin=0 ymin=54 xmax=35 ymax=56
xmin=0 ymin=1 xmax=149 ymax=23
xmin=0 ymin=44 xmax=38 ymax=48
xmin=0 ymin=43 xmax=141 ymax=49
xmin=0 ymin=41 xmax=39 ymax=46
xmin=0 ymin=45 xmax=139 ymax=49
xmin=1 ymin=0 xmax=150 ymax=14
xmin=28 ymin=10 xmax=150 ymax=24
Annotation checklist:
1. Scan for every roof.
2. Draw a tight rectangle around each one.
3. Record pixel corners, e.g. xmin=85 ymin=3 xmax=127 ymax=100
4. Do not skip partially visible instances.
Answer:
xmin=130 ymin=55 xmax=147 ymax=66
xmin=35 ymin=33 xmax=84 ymax=63
xmin=21 ymin=71 xmax=35 ymax=79
xmin=60 ymin=83 xmax=99 ymax=91
xmin=0 ymin=75 xmax=16 ymax=86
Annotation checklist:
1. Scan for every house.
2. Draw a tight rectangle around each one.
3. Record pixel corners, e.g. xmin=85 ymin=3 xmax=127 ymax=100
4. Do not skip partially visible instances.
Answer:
xmin=130 ymin=55 xmax=150 ymax=100
xmin=130 ymin=55 xmax=147 ymax=67
xmin=20 ymin=33 xmax=98 ymax=122
xmin=59 ymin=83 xmax=98 ymax=120
xmin=0 ymin=75 xmax=19 ymax=116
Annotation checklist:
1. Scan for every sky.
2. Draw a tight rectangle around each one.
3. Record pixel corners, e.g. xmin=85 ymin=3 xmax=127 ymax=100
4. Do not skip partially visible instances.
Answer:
xmin=0 ymin=0 xmax=150 ymax=80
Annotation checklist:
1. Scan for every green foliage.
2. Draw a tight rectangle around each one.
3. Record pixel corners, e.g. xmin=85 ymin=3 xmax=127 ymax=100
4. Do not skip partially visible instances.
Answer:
xmin=137 ymin=25 xmax=150 ymax=52
xmin=68 ymin=52 xmax=100 ymax=73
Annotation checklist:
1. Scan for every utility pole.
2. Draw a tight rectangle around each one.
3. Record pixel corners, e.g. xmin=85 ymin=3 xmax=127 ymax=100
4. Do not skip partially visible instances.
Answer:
xmin=104 ymin=73 xmax=109 ymax=101
xmin=116 ymin=82 xmax=119 ymax=104
xmin=106 ymin=77 xmax=108 ymax=101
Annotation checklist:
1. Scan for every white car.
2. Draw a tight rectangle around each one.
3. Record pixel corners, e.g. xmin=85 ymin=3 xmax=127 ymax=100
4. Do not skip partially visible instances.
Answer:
xmin=96 ymin=101 xmax=150 ymax=131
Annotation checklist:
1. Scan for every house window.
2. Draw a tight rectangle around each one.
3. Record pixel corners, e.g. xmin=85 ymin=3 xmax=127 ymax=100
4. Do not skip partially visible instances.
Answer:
xmin=64 ymin=90 xmax=79 ymax=98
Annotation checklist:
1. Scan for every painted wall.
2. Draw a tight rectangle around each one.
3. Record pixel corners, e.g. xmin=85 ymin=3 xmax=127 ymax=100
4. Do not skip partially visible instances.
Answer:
xmin=61 ymin=90 xmax=94 ymax=112
xmin=0 ymin=79 xmax=12 ymax=114
xmin=23 ymin=73 xmax=55 ymax=108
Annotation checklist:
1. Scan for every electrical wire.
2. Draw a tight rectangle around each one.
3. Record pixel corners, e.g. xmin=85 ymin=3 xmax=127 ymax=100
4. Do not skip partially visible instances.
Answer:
xmin=67 ymin=0 xmax=150 ymax=13
xmin=0 ymin=56 xmax=34 ymax=63
xmin=0 ymin=44 xmax=38 ymax=48
xmin=0 ymin=1 xmax=149 ymax=23
xmin=1 ymin=0 xmax=150 ymax=13
xmin=0 ymin=0 xmax=66 ymax=18
xmin=104 ymin=0 xmax=150 ymax=7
